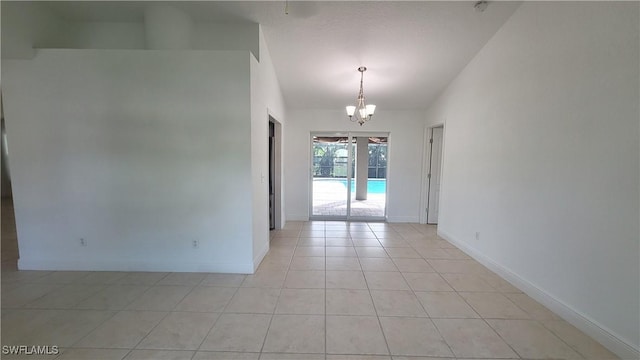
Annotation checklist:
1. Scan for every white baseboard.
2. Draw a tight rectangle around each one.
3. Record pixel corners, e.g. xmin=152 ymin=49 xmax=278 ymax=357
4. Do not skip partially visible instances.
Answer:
xmin=18 ymin=258 xmax=254 ymax=274
xmin=387 ymin=216 xmax=420 ymax=223
xmin=252 ymin=241 xmax=270 ymax=273
xmin=437 ymin=229 xmax=640 ymax=360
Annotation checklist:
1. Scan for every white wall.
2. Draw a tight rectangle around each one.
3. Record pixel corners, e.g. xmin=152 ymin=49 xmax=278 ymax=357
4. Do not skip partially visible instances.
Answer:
xmin=195 ymin=23 xmax=259 ymax=59
xmin=425 ymin=2 xmax=639 ymax=358
xmin=250 ymin=26 xmax=289 ymax=268
xmin=3 ymin=49 xmax=257 ymax=273
xmin=258 ymin=26 xmax=287 ymax=229
xmin=285 ymin=109 xmax=424 ymax=222
xmin=1 ymin=3 xmax=288 ymax=272
xmin=61 ymin=22 xmax=146 ymax=50
xmin=1 ymin=2 xmax=260 ymax=60
xmin=1 ymin=2 xmax=64 ymax=59
xmin=54 ymin=21 xmax=257 ymax=54
xmin=250 ymin=54 xmax=269 ymax=270
xmin=144 ymin=6 xmax=193 ymax=50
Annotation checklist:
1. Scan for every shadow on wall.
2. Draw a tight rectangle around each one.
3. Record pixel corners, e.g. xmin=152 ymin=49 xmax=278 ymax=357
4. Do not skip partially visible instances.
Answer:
xmin=1 ymin=112 xmax=12 ymax=197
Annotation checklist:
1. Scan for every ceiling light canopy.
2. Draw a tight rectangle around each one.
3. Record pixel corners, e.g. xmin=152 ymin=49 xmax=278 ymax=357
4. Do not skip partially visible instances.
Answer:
xmin=346 ymin=66 xmax=376 ymax=126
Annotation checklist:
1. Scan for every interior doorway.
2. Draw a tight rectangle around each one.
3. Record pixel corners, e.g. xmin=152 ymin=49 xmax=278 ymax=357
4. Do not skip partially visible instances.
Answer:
xmin=310 ymin=132 xmax=388 ymax=221
xmin=426 ymin=126 xmax=444 ymax=224
xmin=269 ymin=116 xmax=282 ymax=230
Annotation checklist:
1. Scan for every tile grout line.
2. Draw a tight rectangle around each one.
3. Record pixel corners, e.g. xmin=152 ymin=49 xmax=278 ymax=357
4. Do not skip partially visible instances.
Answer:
xmin=536 ymin=320 xmax=592 ymax=359
xmin=136 ymin=280 xmax=205 ymax=344
xmin=192 ymin=279 xmax=243 ymax=357
xmin=323 ymin=223 xmax=328 ymax=357
xmin=494 ymin=291 xmax=591 ymax=358
xmin=255 ymin=225 xmax=299 ymax=356
xmin=118 ymin=280 xmax=197 ymax=356
xmin=429 ymin=232 xmax=526 ymax=359
xmin=58 ymin=277 xmax=177 ymax=353
xmin=401 ymin=231 xmax=459 ymax=359
xmin=363 ymin=221 xmax=394 ymax=357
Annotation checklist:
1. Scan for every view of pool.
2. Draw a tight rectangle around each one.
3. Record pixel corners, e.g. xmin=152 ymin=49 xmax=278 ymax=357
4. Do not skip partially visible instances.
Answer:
xmin=314 ymin=178 xmax=387 ymax=194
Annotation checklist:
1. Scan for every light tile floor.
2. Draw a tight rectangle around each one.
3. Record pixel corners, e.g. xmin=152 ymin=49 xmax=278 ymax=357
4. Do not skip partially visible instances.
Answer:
xmin=0 ymin=216 xmax=619 ymax=359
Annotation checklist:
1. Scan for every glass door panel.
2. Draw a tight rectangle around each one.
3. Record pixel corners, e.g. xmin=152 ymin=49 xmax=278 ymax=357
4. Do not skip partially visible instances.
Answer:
xmin=311 ymin=136 xmax=352 ymax=218
xmin=349 ymin=136 xmax=387 ymax=220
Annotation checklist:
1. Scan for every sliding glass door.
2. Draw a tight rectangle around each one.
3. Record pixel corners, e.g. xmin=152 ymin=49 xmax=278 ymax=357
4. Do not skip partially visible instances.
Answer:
xmin=310 ymin=132 xmax=388 ymax=221
xmin=311 ymin=135 xmax=352 ymax=218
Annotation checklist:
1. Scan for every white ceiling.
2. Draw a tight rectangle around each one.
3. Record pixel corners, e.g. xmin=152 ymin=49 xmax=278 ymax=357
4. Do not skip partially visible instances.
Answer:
xmin=43 ymin=1 xmax=521 ymax=110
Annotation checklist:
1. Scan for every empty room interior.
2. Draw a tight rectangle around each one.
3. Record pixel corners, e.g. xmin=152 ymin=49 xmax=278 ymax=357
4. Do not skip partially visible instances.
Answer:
xmin=1 ymin=1 xmax=638 ymax=359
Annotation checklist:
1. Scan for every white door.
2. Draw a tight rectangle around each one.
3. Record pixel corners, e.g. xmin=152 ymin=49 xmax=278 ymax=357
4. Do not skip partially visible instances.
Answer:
xmin=427 ymin=127 xmax=443 ymax=224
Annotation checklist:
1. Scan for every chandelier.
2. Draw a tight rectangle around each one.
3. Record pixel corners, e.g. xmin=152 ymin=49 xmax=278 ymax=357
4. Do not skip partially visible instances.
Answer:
xmin=346 ymin=66 xmax=376 ymax=126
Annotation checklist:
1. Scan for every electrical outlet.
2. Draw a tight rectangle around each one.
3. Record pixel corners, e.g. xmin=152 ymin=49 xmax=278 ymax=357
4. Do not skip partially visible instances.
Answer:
xmin=475 ymin=232 xmax=480 ymax=241
xmin=192 ymin=240 xmax=199 ymax=248
xmin=80 ymin=238 xmax=87 ymax=246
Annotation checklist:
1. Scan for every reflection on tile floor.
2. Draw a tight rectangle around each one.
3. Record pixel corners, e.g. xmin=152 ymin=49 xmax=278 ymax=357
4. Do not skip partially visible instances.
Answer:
xmin=0 ymin=213 xmax=619 ymax=359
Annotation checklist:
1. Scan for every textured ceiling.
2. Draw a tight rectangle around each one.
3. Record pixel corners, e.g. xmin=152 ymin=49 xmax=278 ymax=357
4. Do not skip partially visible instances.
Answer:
xmin=43 ymin=1 xmax=521 ymax=110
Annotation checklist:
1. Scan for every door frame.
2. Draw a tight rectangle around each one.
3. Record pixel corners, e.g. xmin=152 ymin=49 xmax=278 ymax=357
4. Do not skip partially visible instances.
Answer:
xmin=309 ymin=131 xmax=389 ymax=222
xmin=420 ymin=123 xmax=445 ymax=224
xmin=269 ymin=116 xmax=283 ymax=229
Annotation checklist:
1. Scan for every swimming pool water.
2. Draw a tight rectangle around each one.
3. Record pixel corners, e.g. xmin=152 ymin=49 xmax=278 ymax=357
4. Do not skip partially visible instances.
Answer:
xmin=332 ymin=179 xmax=387 ymax=194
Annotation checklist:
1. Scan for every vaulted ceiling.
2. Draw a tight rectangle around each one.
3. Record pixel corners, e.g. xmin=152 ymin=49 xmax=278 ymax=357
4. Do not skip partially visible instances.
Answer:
xmin=34 ymin=1 xmax=521 ymax=110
